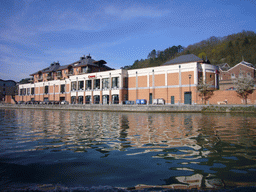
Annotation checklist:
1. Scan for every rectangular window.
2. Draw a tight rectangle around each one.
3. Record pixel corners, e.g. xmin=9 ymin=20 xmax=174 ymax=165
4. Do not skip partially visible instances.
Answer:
xmin=112 ymin=77 xmax=119 ymax=88
xmin=94 ymin=79 xmax=100 ymax=89
xmin=71 ymin=82 xmax=77 ymax=91
xmin=112 ymin=94 xmax=119 ymax=104
xmin=45 ymin=86 xmax=48 ymax=94
xmin=78 ymin=81 xmax=84 ymax=90
xmin=85 ymin=96 xmax=91 ymax=104
xmin=81 ymin=66 xmax=91 ymax=73
xmin=231 ymin=73 xmax=235 ymax=79
xmin=71 ymin=96 xmax=76 ymax=104
xmin=57 ymin=71 xmax=62 ymax=78
xmin=78 ymin=96 xmax=83 ymax=104
xmin=102 ymin=78 xmax=109 ymax=89
xmin=124 ymin=77 xmax=128 ymax=88
xmin=94 ymin=95 xmax=100 ymax=104
xmin=86 ymin=80 xmax=92 ymax=90
xmin=27 ymin=88 xmax=30 ymax=95
xmin=24 ymin=88 xmax=26 ymax=95
xmin=31 ymin=88 xmax=35 ymax=95
xmin=61 ymin=84 xmax=65 ymax=93
xmin=20 ymin=89 xmax=22 ymax=95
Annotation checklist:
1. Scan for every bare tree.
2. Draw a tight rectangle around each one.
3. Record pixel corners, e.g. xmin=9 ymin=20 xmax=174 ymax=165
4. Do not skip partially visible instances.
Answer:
xmin=233 ymin=76 xmax=255 ymax=104
xmin=197 ymin=78 xmax=214 ymax=104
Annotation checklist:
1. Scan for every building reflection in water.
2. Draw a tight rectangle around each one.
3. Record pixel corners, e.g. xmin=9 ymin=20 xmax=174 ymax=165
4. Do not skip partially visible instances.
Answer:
xmin=7 ymin=109 xmax=256 ymax=189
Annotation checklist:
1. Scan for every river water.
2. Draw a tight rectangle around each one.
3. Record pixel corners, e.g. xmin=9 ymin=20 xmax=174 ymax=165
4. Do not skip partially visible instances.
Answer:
xmin=0 ymin=108 xmax=256 ymax=190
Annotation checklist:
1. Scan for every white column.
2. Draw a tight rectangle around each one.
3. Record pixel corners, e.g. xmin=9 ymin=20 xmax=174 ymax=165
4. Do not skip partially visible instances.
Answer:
xmin=194 ymin=66 xmax=198 ymax=85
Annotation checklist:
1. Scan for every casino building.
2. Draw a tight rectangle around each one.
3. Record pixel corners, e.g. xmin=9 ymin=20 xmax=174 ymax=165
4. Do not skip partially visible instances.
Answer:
xmin=15 ymin=54 xmax=218 ymax=105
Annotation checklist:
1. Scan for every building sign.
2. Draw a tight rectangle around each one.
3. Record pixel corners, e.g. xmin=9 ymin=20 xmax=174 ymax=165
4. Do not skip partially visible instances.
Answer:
xmin=88 ymin=75 xmax=96 ymax=78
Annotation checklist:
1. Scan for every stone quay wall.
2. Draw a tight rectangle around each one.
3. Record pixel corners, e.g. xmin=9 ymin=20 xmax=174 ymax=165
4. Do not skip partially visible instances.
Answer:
xmin=1 ymin=104 xmax=256 ymax=113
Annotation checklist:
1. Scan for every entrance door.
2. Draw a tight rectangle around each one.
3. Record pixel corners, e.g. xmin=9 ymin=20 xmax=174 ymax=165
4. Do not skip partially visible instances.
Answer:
xmin=184 ymin=92 xmax=192 ymax=104
xmin=149 ymin=93 xmax=153 ymax=104
xmin=171 ymin=96 xmax=175 ymax=104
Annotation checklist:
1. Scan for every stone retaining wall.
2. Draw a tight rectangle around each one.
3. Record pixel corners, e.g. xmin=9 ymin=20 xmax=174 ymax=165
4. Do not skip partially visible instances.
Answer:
xmin=1 ymin=104 xmax=256 ymax=113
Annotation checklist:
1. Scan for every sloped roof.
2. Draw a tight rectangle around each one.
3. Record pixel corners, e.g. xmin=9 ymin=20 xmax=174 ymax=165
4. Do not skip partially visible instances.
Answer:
xmin=163 ymin=54 xmax=203 ymax=65
xmin=239 ymin=60 xmax=254 ymax=68
xmin=30 ymin=55 xmax=113 ymax=76
xmin=216 ymin=63 xmax=231 ymax=71
xmin=30 ymin=62 xmax=61 ymax=75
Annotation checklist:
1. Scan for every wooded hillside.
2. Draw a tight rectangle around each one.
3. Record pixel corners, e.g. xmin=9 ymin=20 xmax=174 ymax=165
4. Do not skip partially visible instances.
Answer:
xmin=122 ymin=30 xmax=256 ymax=69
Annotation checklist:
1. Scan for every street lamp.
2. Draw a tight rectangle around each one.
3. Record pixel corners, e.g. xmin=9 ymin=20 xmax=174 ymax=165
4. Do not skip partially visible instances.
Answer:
xmin=189 ymin=74 xmax=192 ymax=105
xmin=189 ymin=74 xmax=192 ymax=92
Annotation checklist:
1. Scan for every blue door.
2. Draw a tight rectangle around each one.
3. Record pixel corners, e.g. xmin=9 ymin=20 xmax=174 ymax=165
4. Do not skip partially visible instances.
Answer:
xmin=171 ymin=96 xmax=175 ymax=104
xmin=184 ymin=92 xmax=192 ymax=104
xmin=149 ymin=93 xmax=153 ymax=104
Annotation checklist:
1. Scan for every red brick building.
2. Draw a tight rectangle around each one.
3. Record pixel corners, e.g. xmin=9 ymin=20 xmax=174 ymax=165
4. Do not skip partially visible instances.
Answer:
xmin=218 ymin=60 xmax=255 ymax=90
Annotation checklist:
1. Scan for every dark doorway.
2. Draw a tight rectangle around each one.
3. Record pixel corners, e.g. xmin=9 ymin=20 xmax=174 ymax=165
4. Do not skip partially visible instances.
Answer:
xmin=149 ymin=93 xmax=153 ymax=104
xmin=184 ymin=92 xmax=192 ymax=104
xmin=171 ymin=96 xmax=175 ymax=104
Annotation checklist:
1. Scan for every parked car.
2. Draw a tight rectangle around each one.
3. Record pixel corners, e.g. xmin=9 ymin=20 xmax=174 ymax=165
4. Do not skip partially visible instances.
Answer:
xmin=60 ymin=101 xmax=69 ymax=105
xmin=123 ymin=100 xmax=134 ymax=105
xmin=153 ymin=98 xmax=165 ymax=105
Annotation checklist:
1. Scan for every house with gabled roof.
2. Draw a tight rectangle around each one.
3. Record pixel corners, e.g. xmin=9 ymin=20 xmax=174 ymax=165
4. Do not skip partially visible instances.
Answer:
xmin=218 ymin=60 xmax=255 ymax=90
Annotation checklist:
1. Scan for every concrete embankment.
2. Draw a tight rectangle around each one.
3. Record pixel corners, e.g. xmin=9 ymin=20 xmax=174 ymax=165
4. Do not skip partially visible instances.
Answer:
xmin=1 ymin=104 xmax=256 ymax=113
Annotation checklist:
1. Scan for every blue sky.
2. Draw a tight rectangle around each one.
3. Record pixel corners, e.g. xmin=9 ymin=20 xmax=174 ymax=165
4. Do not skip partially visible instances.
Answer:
xmin=0 ymin=0 xmax=255 ymax=81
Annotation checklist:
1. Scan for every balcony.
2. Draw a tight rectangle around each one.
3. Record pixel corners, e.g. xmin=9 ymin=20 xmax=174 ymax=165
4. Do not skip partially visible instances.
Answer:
xmin=56 ymin=74 xmax=63 ymax=79
xmin=67 ymin=72 xmax=74 ymax=76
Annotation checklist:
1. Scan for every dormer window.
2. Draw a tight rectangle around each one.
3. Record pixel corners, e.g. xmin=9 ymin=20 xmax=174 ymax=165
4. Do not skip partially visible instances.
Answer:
xmin=68 ymin=66 xmax=73 ymax=75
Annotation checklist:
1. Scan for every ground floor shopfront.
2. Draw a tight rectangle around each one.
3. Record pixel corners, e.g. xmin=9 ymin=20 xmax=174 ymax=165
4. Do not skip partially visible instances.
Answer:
xmin=16 ymin=62 xmax=219 ymax=105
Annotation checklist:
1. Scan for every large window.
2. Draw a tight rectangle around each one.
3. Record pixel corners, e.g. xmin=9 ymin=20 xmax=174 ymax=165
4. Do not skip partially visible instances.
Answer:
xmin=78 ymin=96 xmax=83 ymax=104
xmin=27 ymin=88 xmax=30 ymax=95
xmin=102 ymin=78 xmax=109 ymax=89
xmin=44 ymin=86 xmax=48 ymax=94
xmin=71 ymin=82 xmax=77 ymax=91
xmin=112 ymin=94 xmax=119 ymax=104
xmin=94 ymin=79 xmax=100 ymax=89
xmin=85 ymin=96 xmax=91 ymax=104
xmin=71 ymin=96 xmax=76 ymax=104
xmin=112 ymin=77 xmax=119 ymax=88
xmin=78 ymin=81 xmax=84 ymax=90
xmin=57 ymin=71 xmax=62 ymax=78
xmin=94 ymin=95 xmax=100 ymax=104
xmin=86 ymin=80 xmax=92 ymax=90
xmin=31 ymin=88 xmax=34 ymax=95
xmin=68 ymin=67 xmax=73 ymax=75
xmin=102 ymin=95 xmax=109 ymax=104
xmin=60 ymin=84 xmax=65 ymax=93
xmin=81 ymin=66 xmax=91 ymax=73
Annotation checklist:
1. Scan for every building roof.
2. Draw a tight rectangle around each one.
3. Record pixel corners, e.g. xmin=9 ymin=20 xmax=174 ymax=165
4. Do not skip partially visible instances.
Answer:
xmin=163 ymin=54 xmax=204 ymax=65
xmin=30 ymin=55 xmax=113 ymax=76
xmin=216 ymin=63 xmax=231 ymax=71
xmin=30 ymin=62 xmax=61 ymax=75
xmin=238 ymin=60 xmax=254 ymax=68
